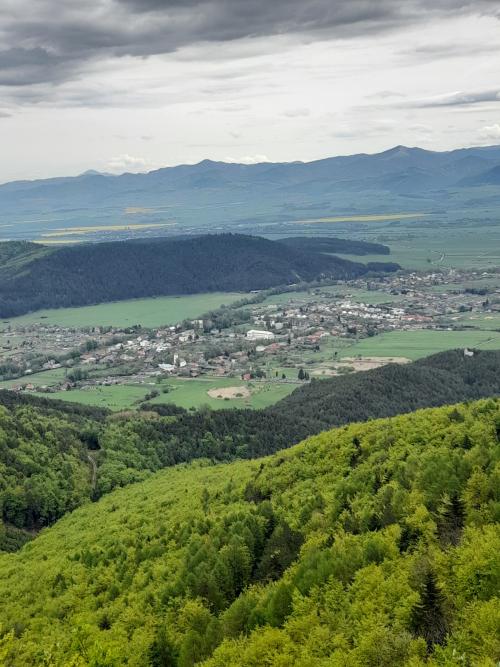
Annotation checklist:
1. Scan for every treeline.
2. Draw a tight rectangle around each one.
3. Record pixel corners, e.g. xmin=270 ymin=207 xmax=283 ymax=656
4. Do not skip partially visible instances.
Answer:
xmin=279 ymin=235 xmax=391 ymax=255
xmin=0 ymin=234 xmax=399 ymax=317
xmin=0 ymin=398 xmax=498 ymax=665
xmin=0 ymin=349 xmax=499 ymax=550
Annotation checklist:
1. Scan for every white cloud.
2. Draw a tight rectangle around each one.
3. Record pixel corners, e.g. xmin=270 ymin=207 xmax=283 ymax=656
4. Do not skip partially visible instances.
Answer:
xmin=478 ymin=123 xmax=500 ymax=141
xmin=104 ymin=154 xmax=158 ymax=174
xmin=224 ymin=154 xmax=271 ymax=164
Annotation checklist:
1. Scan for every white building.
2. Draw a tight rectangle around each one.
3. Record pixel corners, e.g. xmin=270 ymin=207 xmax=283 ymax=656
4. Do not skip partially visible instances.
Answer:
xmin=159 ymin=363 xmax=175 ymax=373
xmin=246 ymin=329 xmax=275 ymax=341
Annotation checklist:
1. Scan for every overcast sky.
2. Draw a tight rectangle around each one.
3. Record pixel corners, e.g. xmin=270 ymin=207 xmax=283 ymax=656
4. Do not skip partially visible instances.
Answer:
xmin=0 ymin=0 xmax=499 ymax=182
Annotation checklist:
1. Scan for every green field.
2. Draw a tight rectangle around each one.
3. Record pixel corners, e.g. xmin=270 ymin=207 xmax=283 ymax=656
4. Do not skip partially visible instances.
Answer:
xmin=0 ymin=367 xmax=67 ymax=389
xmin=153 ymin=377 xmax=296 ymax=410
xmin=334 ymin=219 xmax=500 ymax=271
xmin=258 ymin=290 xmax=315 ymax=306
xmin=454 ymin=312 xmax=500 ymax=330
xmin=2 ymin=293 xmax=244 ymax=330
xmin=31 ymin=377 xmax=296 ymax=411
xmin=38 ymin=384 xmax=151 ymax=410
xmin=342 ymin=329 xmax=500 ymax=361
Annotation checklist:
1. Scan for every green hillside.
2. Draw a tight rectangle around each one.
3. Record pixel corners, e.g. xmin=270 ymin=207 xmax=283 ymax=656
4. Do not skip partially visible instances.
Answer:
xmin=1 ymin=349 xmax=499 ymax=553
xmin=0 ymin=399 xmax=499 ymax=665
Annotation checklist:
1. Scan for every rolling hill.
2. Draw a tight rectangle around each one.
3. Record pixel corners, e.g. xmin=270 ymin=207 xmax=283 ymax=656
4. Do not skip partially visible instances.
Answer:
xmin=0 ymin=398 xmax=498 ymax=665
xmin=0 ymin=234 xmax=398 ymax=317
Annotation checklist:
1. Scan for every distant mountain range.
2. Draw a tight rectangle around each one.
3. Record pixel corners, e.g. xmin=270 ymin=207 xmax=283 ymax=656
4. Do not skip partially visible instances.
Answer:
xmin=1 ymin=144 xmax=500 ymax=239
xmin=0 ymin=234 xmax=399 ymax=318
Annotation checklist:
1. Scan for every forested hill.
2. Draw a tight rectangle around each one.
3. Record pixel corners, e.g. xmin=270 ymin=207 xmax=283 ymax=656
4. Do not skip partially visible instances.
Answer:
xmin=0 ymin=234 xmax=399 ymax=317
xmin=1 ymin=349 xmax=498 ymax=553
xmin=269 ymin=348 xmax=500 ymax=431
xmin=0 ymin=398 xmax=498 ymax=665
xmin=278 ymin=235 xmax=390 ymax=255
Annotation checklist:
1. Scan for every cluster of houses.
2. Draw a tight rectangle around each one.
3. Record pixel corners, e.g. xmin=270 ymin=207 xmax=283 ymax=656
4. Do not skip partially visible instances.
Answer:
xmin=2 ymin=267 xmax=499 ymax=393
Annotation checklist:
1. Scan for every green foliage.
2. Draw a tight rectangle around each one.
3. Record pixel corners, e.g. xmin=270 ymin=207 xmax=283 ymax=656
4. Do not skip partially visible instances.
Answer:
xmin=0 ymin=399 xmax=498 ymax=665
xmin=1 ymin=349 xmax=500 ymax=553
xmin=0 ymin=404 xmax=91 ymax=537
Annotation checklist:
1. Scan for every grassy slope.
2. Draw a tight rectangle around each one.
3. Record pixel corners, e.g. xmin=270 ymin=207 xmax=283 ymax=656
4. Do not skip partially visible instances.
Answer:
xmin=0 ymin=399 xmax=498 ymax=666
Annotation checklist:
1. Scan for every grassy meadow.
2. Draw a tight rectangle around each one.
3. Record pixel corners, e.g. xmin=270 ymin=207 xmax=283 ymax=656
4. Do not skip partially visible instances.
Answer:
xmin=2 ymin=293 xmax=244 ymax=329
xmin=0 ymin=367 xmax=67 ymax=389
xmin=454 ymin=312 xmax=500 ymax=330
xmin=31 ymin=377 xmax=297 ymax=411
xmin=342 ymin=329 xmax=500 ymax=360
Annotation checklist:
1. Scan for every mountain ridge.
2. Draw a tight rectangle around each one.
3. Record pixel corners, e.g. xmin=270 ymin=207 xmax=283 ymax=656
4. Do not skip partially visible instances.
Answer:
xmin=1 ymin=144 xmax=500 ymax=213
xmin=4 ymin=143 xmax=500 ymax=187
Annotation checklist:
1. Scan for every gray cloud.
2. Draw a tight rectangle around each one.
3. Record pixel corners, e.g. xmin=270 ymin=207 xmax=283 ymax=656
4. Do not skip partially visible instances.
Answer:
xmin=416 ymin=89 xmax=500 ymax=107
xmin=399 ymin=41 xmax=500 ymax=61
xmin=1 ymin=0 xmax=499 ymax=96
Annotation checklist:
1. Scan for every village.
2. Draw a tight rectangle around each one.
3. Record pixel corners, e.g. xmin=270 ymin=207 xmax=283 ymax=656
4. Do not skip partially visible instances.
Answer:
xmin=1 ymin=266 xmax=499 ymax=399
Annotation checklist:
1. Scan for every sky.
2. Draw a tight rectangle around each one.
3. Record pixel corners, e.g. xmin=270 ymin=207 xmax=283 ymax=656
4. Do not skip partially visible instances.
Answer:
xmin=0 ymin=0 xmax=499 ymax=182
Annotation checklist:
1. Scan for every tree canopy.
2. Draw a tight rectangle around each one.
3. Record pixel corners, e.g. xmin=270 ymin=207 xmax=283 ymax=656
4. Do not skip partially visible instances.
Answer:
xmin=0 ymin=398 xmax=498 ymax=665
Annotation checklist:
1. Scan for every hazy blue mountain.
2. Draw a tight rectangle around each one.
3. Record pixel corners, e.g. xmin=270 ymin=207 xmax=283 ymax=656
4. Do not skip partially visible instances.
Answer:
xmin=460 ymin=164 xmax=500 ymax=186
xmin=1 ymin=144 xmax=500 ymax=240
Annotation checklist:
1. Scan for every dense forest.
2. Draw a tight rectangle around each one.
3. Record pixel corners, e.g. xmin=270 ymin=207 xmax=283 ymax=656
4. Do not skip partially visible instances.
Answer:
xmin=279 ymin=236 xmax=391 ymax=255
xmin=0 ymin=349 xmax=499 ymax=552
xmin=0 ymin=234 xmax=399 ymax=317
xmin=0 ymin=398 xmax=498 ymax=665
xmin=270 ymin=348 xmax=500 ymax=430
